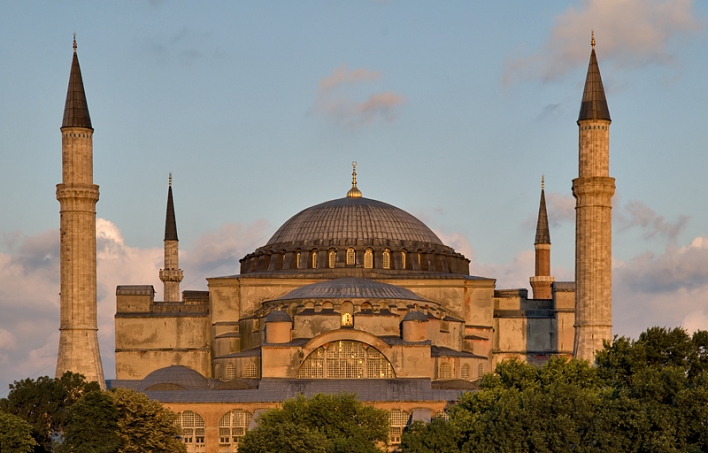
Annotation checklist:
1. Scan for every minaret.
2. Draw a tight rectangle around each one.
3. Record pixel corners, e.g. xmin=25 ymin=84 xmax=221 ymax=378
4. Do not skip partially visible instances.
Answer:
xmin=572 ymin=32 xmax=615 ymax=361
xmin=56 ymin=36 xmax=105 ymax=387
xmin=530 ymin=176 xmax=554 ymax=299
xmin=159 ymin=174 xmax=183 ymax=301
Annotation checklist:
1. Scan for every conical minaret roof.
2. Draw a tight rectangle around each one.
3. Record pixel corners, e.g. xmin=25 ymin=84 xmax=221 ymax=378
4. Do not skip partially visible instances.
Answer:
xmin=164 ymin=175 xmax=178 ymax=241
xmin=534 ymin=179 xmax=550 ymax=245
xmin=577 ymin=34 xmax=611 ymax=122
xmin=62 ymin=37 xmax=93 ymax=129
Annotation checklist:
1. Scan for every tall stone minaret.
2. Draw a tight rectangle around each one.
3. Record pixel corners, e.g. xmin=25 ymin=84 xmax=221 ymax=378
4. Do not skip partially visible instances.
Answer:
xmin=530 ymin=177 xmax=554 ymax=300
xmin=159 ymin=174 xmax=183 ymax=301
xmin=56 ymin=37 xmax=105 ymax=388
xmin=572 ymin=32 xmax=615 ymax=361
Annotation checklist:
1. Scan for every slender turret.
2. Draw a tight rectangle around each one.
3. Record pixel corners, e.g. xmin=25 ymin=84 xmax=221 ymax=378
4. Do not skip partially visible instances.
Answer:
xmin=572 ymin=32 xmax=615 ymax=361
xmin=159 ymin=174 xmax=183 ymax=301
xmin=56 ymin=36 xmax=105 ymax=387
xmin=530 ymin=177 xmax=554 ymax=299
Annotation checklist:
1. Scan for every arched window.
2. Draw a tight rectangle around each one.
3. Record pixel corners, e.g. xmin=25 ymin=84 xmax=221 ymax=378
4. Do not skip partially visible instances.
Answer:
xmin=341 ymin=312 xmax=353 ymax=327
xmin=225 ymin=363 xmax=236 ymax=381
xmin=245 ymin=362 xmax=258 ymax=378
xmin=311 ymin=250 xmax=318 ymax=269
xmin=364 ymin=249 xmax=373 ymax=269
xmin=478 ymin=363 xmax=484 ymax=378
xmin=219 ymin=409 xmax=253 ymax=449
xmin=176 ymin=411 xmax=205 ymax=445
xmin=298 ymin=340 xmax=394 ymax=379
xmin=439 ymin=362 xmax=452 ymax=379
xmin=461 ymin=364 xmax=470 ymax=380
xmin=346 ymin=248 xmax=355 ymax=265
xmin=383 ymin=249 xmax=391 ymax=269
xmin=401 ymin=251 xmax=407 ymax=269
xmin=389 ymin=409 xmax=410 ymax=445
xmin=328 ymin=250 xmax=336 ymax=269
xmin=295 ymin=252 xmax=301 ymax=269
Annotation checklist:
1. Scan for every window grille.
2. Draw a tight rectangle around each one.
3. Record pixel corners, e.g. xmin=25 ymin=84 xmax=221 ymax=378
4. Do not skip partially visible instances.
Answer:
xmin=346 ymin=248 xmax=355 ymax=265
xmin=328 ymin=250 xmax=336 ymax=268
xmin=177 ymin=411 xmax=205 ymax=445
xmin=364 ymin=249 xmax=373 ymax=268
xmin=219 ymin=410 xmax=253 ymax=450
xmin=383 ymin=249 xmax=391 ymax=269
xmin=245 ymin=362 xmax=258 ymax=378
xmin=226 ymin=363 xmax=236 ymax=380
xmin=341 ymin=312 xmax=353 ymax=327
xmin=389 ymin=409 xmax=410 ymax=444
xmin=298 ymin=340 xmax=394 ymax=379
xmin=461 ymin=364 xmax=470 ymax=380
xmin=439 ymin=362 xmax=452 ymax=379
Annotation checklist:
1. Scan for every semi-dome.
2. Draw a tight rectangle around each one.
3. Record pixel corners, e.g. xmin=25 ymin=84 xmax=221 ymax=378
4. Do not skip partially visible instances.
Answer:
xmin=138 ymin=365 xmax=208 ymax=392
xmin=266 ymin=196 xmax=443 ymax=246
xmin=271 ymin=277 xmax=430 ymax=302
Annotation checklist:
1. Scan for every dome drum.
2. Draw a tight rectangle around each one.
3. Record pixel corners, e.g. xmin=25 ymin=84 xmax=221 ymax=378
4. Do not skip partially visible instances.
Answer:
xmin=240 ymin=244 xmax=469 ymax=275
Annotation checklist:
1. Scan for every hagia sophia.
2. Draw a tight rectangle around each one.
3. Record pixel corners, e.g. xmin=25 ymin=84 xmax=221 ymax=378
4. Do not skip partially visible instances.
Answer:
xmin=55 ymin=33 xmax=614 ymax=451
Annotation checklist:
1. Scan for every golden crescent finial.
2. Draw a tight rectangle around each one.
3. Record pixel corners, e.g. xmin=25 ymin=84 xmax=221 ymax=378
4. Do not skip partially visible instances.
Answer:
xmin=347 ymin=161 xmax=362 ymax=198
xmin=73 ymin=33 xmax=77 ymax=52
xmin=591 ymin=30 xmax=595 ymax=49
xmin=169 ymin=172 xmax=173 ymax=187
xmin=541 ymin=175 xmax=545 ymax=191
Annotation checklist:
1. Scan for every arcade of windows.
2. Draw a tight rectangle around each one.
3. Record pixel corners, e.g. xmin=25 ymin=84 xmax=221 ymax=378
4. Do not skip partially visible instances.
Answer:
xmin=219 ymin=410 xmax=253 ymax=451
xmin=176 ymin=411 xmax=205 ymax=447
xmin=298 ymin=340 xmax=395 ymax=379
xmin=306 ymin=248 xmax=401 ymax=270
xmin=389 ymin=409 xmax=410 ymax=445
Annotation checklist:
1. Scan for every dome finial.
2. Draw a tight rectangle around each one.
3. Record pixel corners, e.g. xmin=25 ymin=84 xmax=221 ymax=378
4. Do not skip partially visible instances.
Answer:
xmin=73 ymin=33 xmax=77 ymax=52
xmin=591 ymin=30 xmax=595 ymax=49
xmin=169 ymin=172 xmax=172 ymax=187
xmin=347 ymin=161 xmax=362 ymax=198
xmin=541 ymin=174 xmax=545 ymax=191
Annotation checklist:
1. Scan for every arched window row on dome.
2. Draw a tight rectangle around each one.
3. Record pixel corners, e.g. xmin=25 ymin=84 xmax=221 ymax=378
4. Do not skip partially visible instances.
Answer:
xmin=176 ymin=410 xmax=205 ymax=446
xmin=389 ymin=409 xmax=411 ymax=445
xmin=298 ymin=340 xmax=395 ymax=379
xmin=219 ymin=409 xmax=253 ymax=450
xmin=240 ymin=247 xmax=470 ymax=275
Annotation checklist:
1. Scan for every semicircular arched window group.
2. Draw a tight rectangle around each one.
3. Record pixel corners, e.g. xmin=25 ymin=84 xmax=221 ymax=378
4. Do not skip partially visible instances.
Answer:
xmin=298 ymin=340 xmax=394 ymax=379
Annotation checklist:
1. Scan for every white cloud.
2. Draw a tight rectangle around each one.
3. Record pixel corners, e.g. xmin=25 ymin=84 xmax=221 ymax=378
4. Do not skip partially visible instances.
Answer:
xmin=315 ymin=64 xmax=406 ymax=127
xmin=616 ymin=200 xmax=688 ymax=240
xmin=504 ymin=0 xmax=703 ymax=86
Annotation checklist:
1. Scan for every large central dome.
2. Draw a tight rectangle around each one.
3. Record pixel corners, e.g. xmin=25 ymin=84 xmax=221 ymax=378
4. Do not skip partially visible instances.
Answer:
xmin=266 ymin=197 xmax=442 ymax=246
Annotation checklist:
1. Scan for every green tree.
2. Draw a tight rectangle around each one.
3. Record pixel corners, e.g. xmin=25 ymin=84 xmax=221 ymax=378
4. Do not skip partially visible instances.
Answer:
xmin=58 ymin=391 xmax=122 ymax=453
xmin=108 ymin=388 xmax=186 ymax=453
xmin=0 ymin=372 xmax=99 ymax=453
xmin=239 ymin=393 xmax=389 ymax=453
xmin=0 ymin=411 xmax=37 ymax=453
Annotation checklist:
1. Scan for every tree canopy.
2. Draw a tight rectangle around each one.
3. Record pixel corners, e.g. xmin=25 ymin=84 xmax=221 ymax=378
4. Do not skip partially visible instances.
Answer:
xmin=402 ymin=327 xmax=708 ymax=453
xmin=57 ymin=391 xmax=122 ymax=453
xmin=239 ymin=393 xmax=390 ymax=453
xmin=0 ymin=410 xmax=37 ymax=453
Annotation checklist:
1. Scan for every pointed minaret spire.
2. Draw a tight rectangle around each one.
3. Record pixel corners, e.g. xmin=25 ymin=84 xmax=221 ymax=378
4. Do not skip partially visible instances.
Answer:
xmin=578 ymin=31 xmax=611 ymax=122
xmin=573 ymin=34 xmax=615 ymax=361
xmin=62 ymin=35 xmax=92 ymax=129
xmin=530 ymin=176 xmax=554 ymax=299
xmin=56 ymin=38 xmax=105 ymax=388
xmin=160 ymin=174 xmax=183 ymax=302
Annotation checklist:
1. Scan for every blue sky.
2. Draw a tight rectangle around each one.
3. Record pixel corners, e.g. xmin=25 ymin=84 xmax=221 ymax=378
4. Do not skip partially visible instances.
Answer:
xmin=1 ymin=1 xmax=707 ymax=392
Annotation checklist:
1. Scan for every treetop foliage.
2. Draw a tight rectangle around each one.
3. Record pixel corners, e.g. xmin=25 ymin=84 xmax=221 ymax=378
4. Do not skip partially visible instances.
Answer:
xmin=239 ymin=392 xmax=389 ymax=453
xmin=402 ymin=327 xmax=708 ymax=453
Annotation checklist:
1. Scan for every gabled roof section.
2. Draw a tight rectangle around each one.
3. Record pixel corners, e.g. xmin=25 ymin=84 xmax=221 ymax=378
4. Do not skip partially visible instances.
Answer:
xmin=534 ymin=185 xmax=550 ymax=245
xmin=62 ymin=42 xmax=93 ymax=129
xmin=578 ymin=46 xmax=611 ymax=122
xmin=164 ymin=181 xmax=178 ymax=241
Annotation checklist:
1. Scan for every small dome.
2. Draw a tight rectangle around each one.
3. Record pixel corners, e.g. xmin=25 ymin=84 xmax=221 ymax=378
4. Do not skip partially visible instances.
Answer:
xmin=403 ymin=310 xmax=429 ymax=322
xmin=266 ymin=310 xmax=292 ymax=323
xmin=138 ymin=365 xmax=208 ymax=392
xmin=271 ymin=278 xmax=430 ymax=302
xmin=266 ymin=197 xmax=443 ymax=246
